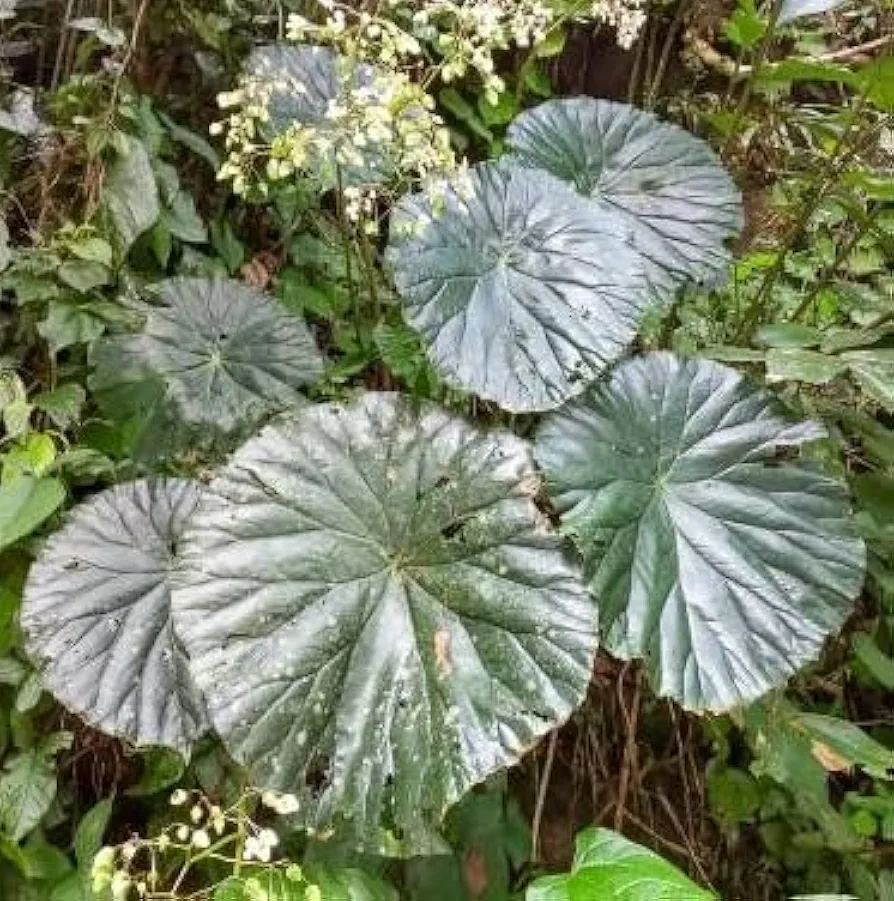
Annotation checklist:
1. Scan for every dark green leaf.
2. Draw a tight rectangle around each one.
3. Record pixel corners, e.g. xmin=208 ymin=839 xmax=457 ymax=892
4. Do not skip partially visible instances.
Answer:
xmin=765 ymin=348 xmax=846 ymax=385
xmin=535 ymin=352 xmax=866 ymax=711
xmin=792 ymin=713 xmax=894 ymax=780
xmin=388 ymin=160 xmax=648 ymax=412
xmin=22 ymin=479 xmax=207 ymax=752
xmin=506 ymin=98 xmax=742 ymax=297
xmin=125 ymin=748 xmax=186 ymax=797
xmin=852 ymin=633 xmax=894 ymax=691
xmin=754 ymin=323 xmax=821 ymax=347
xmin=57 ymin=260 xmax=111 ymax=293
xmin=34 ymin=385 xmax=86 ymax=430
xmin=0 ymin=750 xmax=57 ymax=842
xmin=757 ymin=59 xmax=858 ymax=85
xmin=91 ymin=277 xmax=323 ymax=441
xmin=842 ymin=350 xmax=894 ymax=411
xmin=38 ymin=303 xmax=105 ymax=351
xmin=103 ymin=136 xmax=161 ymax=255
xmin=440 ymin=89 xmax=493 ymax=141
xmin=172 ymin=392 xmax=597 ymax=851
xmin=479 ymin=91 xmax=519 ymax=127
xmin=158 ymin=111 xmax=221 ymax=170
xmin=303 ymin=865 xmax=398 ymax=901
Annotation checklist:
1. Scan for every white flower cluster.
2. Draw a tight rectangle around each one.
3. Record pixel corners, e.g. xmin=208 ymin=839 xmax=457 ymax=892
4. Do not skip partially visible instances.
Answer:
xmin=90 ymin=787 xmax=317 ymax=900
xmin=261 ymin=789 xmax=301 ymax=814
xmin=215 ymin=0 xmax=645 ymax=226
xmin=216 ymin=59 xmax=455 ymax=234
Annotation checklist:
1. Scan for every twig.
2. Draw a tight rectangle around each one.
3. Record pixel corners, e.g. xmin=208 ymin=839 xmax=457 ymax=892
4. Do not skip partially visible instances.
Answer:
xmin=653 ymin=790 xmax=713 ymax=887
xmin=627 ymin=18 xmax=648 ymax=103
xmin=646 ymin=0 xmax=690 ymax=109
xmin=51 ymin=0 xmax=77 ymax=89
xmin=614 ymin=665 xmax=642 ymax=831
xmin=531 ymin=730 xmax=558 ymax=863
xmin=686 ymin=30 xmax=894 ymax=79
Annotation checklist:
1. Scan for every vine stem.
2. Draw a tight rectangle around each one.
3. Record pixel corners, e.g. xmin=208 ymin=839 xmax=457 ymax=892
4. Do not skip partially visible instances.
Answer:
xmin=531 ymin=729 xmax=558 ymax=863
xmin=645 ymin=0 xmax=690 ymax=109
xmin=109 ymin=0 xmax=152 ymax=113
xmin=335 ymin=165 xmax=364 ymax=350
xmin=614 ymin=665 xmax=642 ymax=831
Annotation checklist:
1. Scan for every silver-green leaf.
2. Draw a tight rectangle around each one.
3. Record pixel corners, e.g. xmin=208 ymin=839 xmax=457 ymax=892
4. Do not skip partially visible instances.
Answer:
xmin=22 ymin=479 xmax=208 ymax=753
xmin=387 ymin=160 xmax=648 ymax=413
xmin=506 ymin=99 xmax=743 ymax=297
xmin=172 ymin=392 xmax=597 ymax=850
xmin=91 ymin=277 xmax=323 ymax=450
xmin=535 ymin=352 xmax=865 ymax=711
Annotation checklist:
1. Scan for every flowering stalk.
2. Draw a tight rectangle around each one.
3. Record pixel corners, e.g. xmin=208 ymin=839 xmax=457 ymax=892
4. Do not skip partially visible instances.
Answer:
xmin=90 ymin=787 xmax=310 ymax=901
xmin=213 ymin=0 xmax=646 ymax=234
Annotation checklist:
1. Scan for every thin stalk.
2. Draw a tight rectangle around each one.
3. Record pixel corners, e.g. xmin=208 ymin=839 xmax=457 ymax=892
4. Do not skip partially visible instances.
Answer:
xmin=721 ymin=0 xmax=787 ymax=159
xmin=787 ymin=213 xmax=875 ymax=322
xmin=737 ymin=110 xmax=887 ymax=338
xmin=51 ymin=0 xmax=77 ymax=89
xmin=645 ymin=0 xmax=690 ymax=109
xmin=108 ymin=0 xmax=151 ymax=114
xmin=531 ymin=730 xmax=558 ymax=863
xmin=335 ymin=165 xmax=364 ymax=350
xmin=626 ymin=19 xmax=648 ymax=103
xmin=356 ymin=230 xmax=381 ymax=321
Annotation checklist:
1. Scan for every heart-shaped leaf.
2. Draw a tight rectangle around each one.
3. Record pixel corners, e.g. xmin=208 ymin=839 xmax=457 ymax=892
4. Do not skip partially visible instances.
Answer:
xmin=535 ymin=352 xmax=865 ymax=711
xmin=0 ymin=476 xmax=65 ymax=551
xmin=506 ymin=99 xmax=743 ymax=297
xmin=387 ymin=160 xmax=648 ymax=413
xmin=91 ymin=277 xmax=323 ymax=457
xmin=244 ymin=44 xmax=386 ymax=186
xmin=172 ymin=392 xmax=596 ymax=849
xmin=527 ymin=827 xmax=717 ymax=901
xmin=22 ymin=478 xmax=207 ymax=753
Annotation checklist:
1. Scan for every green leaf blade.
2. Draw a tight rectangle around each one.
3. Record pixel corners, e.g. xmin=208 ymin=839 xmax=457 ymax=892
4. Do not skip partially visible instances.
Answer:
xmin=21 ymin=478 xmax=208 ymax=753
xmin=387 ymin=160 xmax=649 ymax=412
xmin=0 ymin=476 xmax=66 ymax=551
xmin=535 ymin=352 xmax=866 ymax=711
xmin=173 ymin=392 xmax=597 ymax=850
xmin=506 ymin=98 xmax=743 ymax=298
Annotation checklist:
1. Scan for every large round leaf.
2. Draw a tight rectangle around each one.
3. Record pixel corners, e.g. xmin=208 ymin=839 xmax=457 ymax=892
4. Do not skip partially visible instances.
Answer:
xmin=21 ymin=479 xmax=207 ymax=753
xmin=172 ymin=392 xmax=596 ymax=849
xmin=387 ymin=161 xmax=648 ymax=413
xmin=535 ymin=352 xmax=865 ymax=711
xmin=506 ymin=99 xmax=743 ymax=297
xmin=91 ymin=277 xmax=323 ymax=455
xmin=244 ymin=44 xmax=386 ymax=186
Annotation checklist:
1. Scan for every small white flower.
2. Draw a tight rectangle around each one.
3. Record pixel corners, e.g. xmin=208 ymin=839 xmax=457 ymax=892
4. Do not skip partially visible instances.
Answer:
xmin=191 ymin=829 xmax=211 ymax=849
xmin=169 ymin=789 xmax=189 ymax=806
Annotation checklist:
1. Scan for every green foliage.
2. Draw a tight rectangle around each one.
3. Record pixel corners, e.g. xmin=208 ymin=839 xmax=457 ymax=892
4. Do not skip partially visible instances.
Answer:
xmin=527 ymin=827 xmax=716 ymax=900
xmin=0 ymin=1 xmax=890 ymax=898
